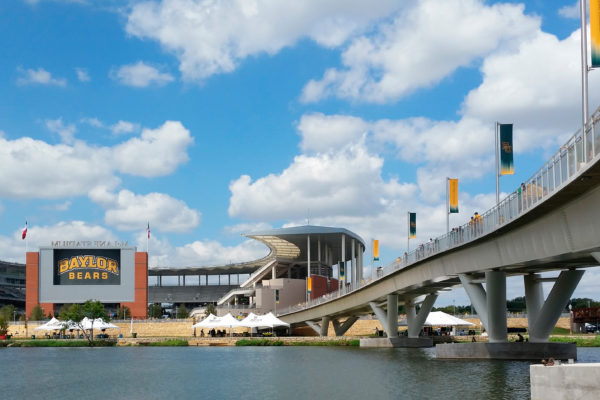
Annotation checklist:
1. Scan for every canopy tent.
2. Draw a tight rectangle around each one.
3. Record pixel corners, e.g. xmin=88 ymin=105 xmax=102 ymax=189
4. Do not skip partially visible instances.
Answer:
xmin=239 ymin=313 xmax=265 ymax=328
xmin=398 ymin=311 xmax=475 ymax=327
xmin=80 ymin=317 xmax=119 ymax=330
xmin=258 ymin=313 xmax=290 ymax=328
xmin=192 ymin=313 xmax=243 ymax=329
xmin=34 ymin=317 xmax=64 ymax=331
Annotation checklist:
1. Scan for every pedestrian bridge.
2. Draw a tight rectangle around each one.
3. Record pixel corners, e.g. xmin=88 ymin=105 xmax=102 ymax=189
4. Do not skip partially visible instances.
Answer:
xmin=278 ymin=107 xmax=600 ymax=348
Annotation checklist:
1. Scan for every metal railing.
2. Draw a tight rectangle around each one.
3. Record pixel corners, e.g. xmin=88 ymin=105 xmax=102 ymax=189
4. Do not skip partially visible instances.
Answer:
xmin=277 ymin=106 xmax=600 ymax=316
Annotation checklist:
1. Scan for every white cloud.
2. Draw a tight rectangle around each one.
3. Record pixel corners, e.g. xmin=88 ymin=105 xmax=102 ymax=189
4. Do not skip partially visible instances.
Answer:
xmin=461 ymin=28 xmax=600 ymax=146
xmin=112 ymin=61 xmax=174 ymax=87
xmin=112 ymin=120 xmax=193 ymax=177
xmin=16 ymin=67 xmax=67 ymax=87
xmin=80 ymin=117 xmax=104 ymax=128
xmin=223 ymin=222 xmax=273 ymax=236
xmin=297 ymin=113 xmax=368 ymax=153
xmin=75 ymin=67 xmax=90 ymax=82
xmin=126 ymin=0 xmax=402 ymax=81
xmin=110 ymin=120 xmax=139 ymax=135
xmin=45 ymin=117 xmax=77 ymax=144
xmin=89 ymin=187 xmax=201 ymax=232
xmin=558 ymin=2 xmax=580 ymax=19
xmin=42 ymin=200 xmax=72 ymax=211
xmin=0 ymin=120 xmax=193 ymax=199
xmin=301 ymin=0 xmax=539 ymax=103
xmin=229 ymin=139 xmax=417 ymax=221
xmin=143 ymin=235 xmax=269 ymax=268
xmin=0 ymin=221 xmax=117 ymax=263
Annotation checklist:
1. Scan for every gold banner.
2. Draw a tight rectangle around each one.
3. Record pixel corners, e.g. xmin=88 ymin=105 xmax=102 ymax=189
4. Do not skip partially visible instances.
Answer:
xmin=449 ymin=178 xmax=459 ymax=213
xmin=373 ymin=239 xmax=379 ymax=261
xmin=307 ymin=276 xmax=312 ymax=292
xmin=592 ymin=0 xmax=600 ymax=67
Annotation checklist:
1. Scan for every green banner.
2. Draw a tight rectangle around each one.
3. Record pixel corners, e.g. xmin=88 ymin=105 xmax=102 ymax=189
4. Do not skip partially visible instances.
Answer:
xmin=339 ymin=261 xmax=345 ymax=280
xmin=499 ymin=124 xmax=514 ymax=175
xmin=409 ymin=212 xmax=416 ymax=239
xmin=275 ymin=289 xmax=279 ymax=303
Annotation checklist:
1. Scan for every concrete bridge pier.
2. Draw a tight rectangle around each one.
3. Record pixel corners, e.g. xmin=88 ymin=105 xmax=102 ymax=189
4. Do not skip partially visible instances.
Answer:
xmin=305 ymin=315 xmax=359 ymax=337
xmin=406 ymin=293 xmax=437 ymax=338
xmin=525 ymin=270 xmax=584 ymax=342
xmin=441 ymin=270 xmax=582 ymax=359
xmin=362 ymin=294 xmax=433 ymax=348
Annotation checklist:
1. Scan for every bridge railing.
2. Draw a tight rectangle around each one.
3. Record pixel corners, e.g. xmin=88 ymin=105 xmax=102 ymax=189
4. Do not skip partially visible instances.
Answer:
xmin=278 ymin=106 xmax=600 ymax=316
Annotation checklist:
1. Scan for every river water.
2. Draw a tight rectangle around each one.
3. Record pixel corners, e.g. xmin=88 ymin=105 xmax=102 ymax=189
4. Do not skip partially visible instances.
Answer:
xmin=2 ymin=346 xmax=600 ymax=399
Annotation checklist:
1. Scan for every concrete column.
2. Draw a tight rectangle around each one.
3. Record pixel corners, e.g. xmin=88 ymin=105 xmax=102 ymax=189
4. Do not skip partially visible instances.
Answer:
xmin=459 ymin=274 xmax=489 ymax=331
xmin=387 ymin=294 xmax=398 ymax=337
xmin=530 ymin=269 xmax=584 ymax=342
xmin=332 ymin=316 xmax=359 ymax=336
xmin=307 ymin=235 xmax=311 ymax=278
xmin=406 ymin=293 xmax=438 ymax=338
xmin=341 ymin=234 xmax=346 ymax=283
xmin=524 ymin=273 xmax=544 ymax=330
xmin=318 ymin=238 xmax=322 ymax=276
xmin=358 ymin=244 xmax=363 ymax=283
xmin=351 ymin=239 xmax=355 ymax=288
xmin=370 ymin=302 xmax=388 ymax=332
xmin=183 ymin=275 xmax=186 ymax=286
xmin=486 ymin=270 xmax=507 ymax=343
xmin=272 ymin=265 xmax=276 ymax=279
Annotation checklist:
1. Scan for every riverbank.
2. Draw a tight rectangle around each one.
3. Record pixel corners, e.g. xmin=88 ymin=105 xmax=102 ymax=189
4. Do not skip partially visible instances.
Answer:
xmin=6 ymin=315 xmax=572 ymax=339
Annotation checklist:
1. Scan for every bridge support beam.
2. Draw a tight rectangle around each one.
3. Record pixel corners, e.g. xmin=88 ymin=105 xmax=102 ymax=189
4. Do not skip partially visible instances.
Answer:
xmin=386 ymin=294 xmax=398 ymax=337
xmin=486 ymin=270 xmax=507 ymax=343
xmin=459 ymin=271 xmax=507 ymax=342
xmin=459 ymin=274 xmax=489 ymax=330
xmin=406 ymin=293 xmax=438 ymax=338
xmin=305 ymin=316 xmax=332 ymax=336
xmin=332 ymin=316 xmax=358 ymax=336
xmin=528 ymin=270 xmax=584 ymax=342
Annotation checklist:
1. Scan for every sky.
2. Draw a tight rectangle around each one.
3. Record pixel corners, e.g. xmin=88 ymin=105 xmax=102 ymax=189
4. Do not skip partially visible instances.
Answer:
xmin=1 ymin=0 xmax=600 ymax=306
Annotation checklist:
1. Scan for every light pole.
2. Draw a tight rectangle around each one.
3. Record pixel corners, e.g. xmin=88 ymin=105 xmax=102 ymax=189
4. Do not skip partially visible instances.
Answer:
xmin=569 ymin=304 xmax=573 ymax=335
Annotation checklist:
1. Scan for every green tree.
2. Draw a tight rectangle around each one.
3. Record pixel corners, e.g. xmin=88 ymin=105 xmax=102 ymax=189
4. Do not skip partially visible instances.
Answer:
xmin=0 ymin=317 xmax=8 ymax=336
xmin=148 ymin=303 xmax=162 ymax=319
xmin=176 ymin=304 xmax=189 ymax=319
xmin=117 ymin=306 xmax=131 ymax=319
xmin=506 ymin=296 xmax=526 ymax=313
xmin=30 ymin=304 xmax=45 ymax=321
xmin=204 ymin=303 xmax=216 ymax=318
xmin=570 ymin=298 xmax=600 ymax=309
xmin=0 ymin=305 xmax=15 ymax=322
xmin=60 ymin=300 xmax=109 ymax=346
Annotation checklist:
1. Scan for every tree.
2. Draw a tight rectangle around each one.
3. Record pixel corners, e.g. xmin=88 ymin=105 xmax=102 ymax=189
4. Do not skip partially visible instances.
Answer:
xmin=0 ymin=305 xmax=15 ymax=322
xmin=176 ymin=304 xmax=189 ymax=319
xmin=60 ymin=300 xmax=109 ymax=346
xmin=148 ymin=303 xmax=162 ymax=319
xmin=570 ymin=298 xmax=600 ymax=309
xmin=0 ymin=317 xmax=8 ymax=336
xmin=117 ymin=306 xmax=131 ymax=319
xmin=204 ymin=303 xmax=216 ymax=318
xmin=29 ymin=304 xmax=45 ymax=321
xmin=30 ymin=304 xmax=45 ymax=321
xmin=506 ymin=296 xmax=526 ymax=313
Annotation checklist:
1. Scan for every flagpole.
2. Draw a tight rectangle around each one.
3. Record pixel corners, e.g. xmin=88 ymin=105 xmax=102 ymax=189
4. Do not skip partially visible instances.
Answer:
xmin=581 ymin=0 xmax=589 ymax=133
xmin=495 ymin=121 xmax=500 ymax=205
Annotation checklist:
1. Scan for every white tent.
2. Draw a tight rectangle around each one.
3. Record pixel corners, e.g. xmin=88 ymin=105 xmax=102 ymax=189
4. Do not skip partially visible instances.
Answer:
xmin=238 ymin=312 xmax=290 ymax=329
xmin=192 ymin=313 xmax=243 ymax=329
xmin=80 ymin=317 xmax=119 ymax=330
xmin=259 ymin=313 xmax=290 ymax=328
xmin=399 ymin=311 xmax=475 ymax=327
xmin=34 ymin=317 xmax=64 ymax=331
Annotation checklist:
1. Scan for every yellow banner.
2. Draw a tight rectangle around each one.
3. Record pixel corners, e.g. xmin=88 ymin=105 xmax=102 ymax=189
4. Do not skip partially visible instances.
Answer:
xmin=373 ymin=239 xmax=379 ymax=261
xmin=449 ymin=179 xmax=458 ymax=213
xmin=592 ymin=0 xmax=600 ymax=67
xmin=307 ymin=276 xmax=312 ymax=292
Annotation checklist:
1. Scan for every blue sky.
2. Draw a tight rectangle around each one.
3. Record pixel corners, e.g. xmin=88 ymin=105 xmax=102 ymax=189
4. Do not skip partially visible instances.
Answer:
xmin=1 ymin=0 xmax=600 ymax=305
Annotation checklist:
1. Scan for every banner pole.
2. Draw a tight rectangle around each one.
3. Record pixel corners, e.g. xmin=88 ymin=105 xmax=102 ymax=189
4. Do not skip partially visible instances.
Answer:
xmin=581 ymin=0 xmax=589 ymax=130
xmin=495 ymin=122 xmax=499 ymax=205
